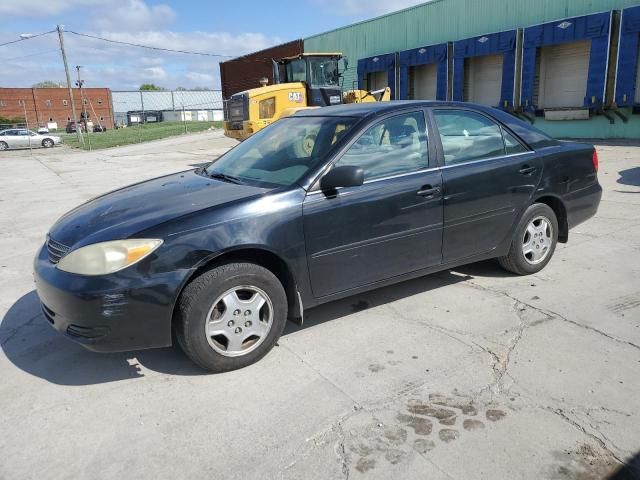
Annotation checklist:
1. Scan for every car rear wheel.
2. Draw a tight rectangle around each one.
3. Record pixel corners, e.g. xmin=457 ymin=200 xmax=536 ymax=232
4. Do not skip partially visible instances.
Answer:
xmin=0 ymin=141 xmax=8 ymax=151
xmin=42 ymin=139 xmax=54 ymax=148
xmin=175 ymin=262 xmax=288 ymax=372
xmin=498 ymin=203 xmax=558 ymax=275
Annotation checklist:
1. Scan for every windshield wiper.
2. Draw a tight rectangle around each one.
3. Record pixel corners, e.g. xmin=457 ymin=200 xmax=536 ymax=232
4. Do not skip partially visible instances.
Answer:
xmin=207 ymin=171 xmax=244 ymax=185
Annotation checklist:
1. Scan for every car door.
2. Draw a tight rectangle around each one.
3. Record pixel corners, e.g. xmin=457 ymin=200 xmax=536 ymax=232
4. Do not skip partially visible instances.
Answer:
xmin=16 ymin=129 xmax=31 ymax=147
xmin=303 ymin=110 xmax=443 ymax=298
xmin=430 ymin=108 xmax=542 ymax=263
xmin=3 ymin=130 xmax=22 ymax=148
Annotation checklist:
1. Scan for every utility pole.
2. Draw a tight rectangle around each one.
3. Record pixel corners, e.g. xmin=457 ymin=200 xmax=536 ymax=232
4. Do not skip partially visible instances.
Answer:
xmin=75 ymin=65 xmax=92 ymax=151
xmin=21 ymin=100 xmax=33 ymax=155
xmin=56 ymin=25 xmax=83 ymax=145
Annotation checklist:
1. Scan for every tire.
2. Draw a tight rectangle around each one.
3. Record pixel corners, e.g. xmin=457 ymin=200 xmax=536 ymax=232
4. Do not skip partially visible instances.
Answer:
xmin=0 ymin=141 xmax=8 ymax=151
xmin=498 ymin=203 xmax=558 ymax=275
xmin=175 ymin=262 xmax=288 ymax=373
xmin=42 ymin=139 xmax=54 ymax=148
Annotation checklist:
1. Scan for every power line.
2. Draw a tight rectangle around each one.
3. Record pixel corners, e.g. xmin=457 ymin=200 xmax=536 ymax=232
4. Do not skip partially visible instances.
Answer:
xmin=1 ymin=49 xmax=59 ymax=62
xmin=66 ymin=30 xmax=235 ymax=58
xmin=0 ymin=30 xmax=56 ymax=48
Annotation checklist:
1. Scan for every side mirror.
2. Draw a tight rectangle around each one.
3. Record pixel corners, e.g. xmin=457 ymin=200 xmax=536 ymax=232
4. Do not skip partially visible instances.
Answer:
xmin=320 ymin=165 xmax=364 ymax=190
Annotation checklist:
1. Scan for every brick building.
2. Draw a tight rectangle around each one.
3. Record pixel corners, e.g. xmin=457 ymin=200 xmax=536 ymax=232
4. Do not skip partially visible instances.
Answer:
xmin=0 ymin=87 xmax=114 ymax=129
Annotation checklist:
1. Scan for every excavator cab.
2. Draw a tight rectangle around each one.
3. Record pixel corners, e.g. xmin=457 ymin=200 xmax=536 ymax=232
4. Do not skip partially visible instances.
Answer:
xmin=273 ymin=53 xmax=344 ymax=107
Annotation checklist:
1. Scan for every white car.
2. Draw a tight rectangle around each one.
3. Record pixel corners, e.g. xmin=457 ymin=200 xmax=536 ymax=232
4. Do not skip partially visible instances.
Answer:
xmin=0 ymin=129 xmax=62 ymax=150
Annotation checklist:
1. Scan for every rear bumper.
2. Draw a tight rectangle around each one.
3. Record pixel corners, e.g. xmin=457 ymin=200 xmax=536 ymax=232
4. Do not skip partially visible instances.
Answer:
xmin=33 ymin=244 xmax=187 ymax=353
xmin=566 ymin=181 xmax=602 ymax=230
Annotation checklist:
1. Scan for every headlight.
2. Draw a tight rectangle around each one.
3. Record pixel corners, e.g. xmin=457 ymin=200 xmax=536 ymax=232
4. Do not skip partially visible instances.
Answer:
xmin=57 ymin=239 xmax=163 ymax=275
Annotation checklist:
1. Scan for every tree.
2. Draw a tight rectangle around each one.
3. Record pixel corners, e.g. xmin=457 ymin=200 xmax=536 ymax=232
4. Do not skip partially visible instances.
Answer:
xmin=32 ymin=81 xmax=66 ymax=88
xmin=139 ymin=84 xmax=164 ymax=91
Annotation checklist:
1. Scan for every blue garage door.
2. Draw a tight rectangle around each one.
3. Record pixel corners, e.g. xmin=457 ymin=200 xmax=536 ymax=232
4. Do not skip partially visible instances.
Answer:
xmin=615 ymin=5 xmax=640 ymax=107
xmin=357 ymin=53 xmax=397 ymax=99
xmin=398 ymin=43 xmax=448 ymax=100
xmin=521 ymin=11 xmax=612 ymax=111
xmin=452 ymin=30 xmax=517 ymax=109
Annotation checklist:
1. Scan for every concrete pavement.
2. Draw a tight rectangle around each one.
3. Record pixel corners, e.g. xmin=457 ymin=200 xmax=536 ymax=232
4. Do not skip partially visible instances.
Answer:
xmin=0 ymin=131 xmax=638 ymax=479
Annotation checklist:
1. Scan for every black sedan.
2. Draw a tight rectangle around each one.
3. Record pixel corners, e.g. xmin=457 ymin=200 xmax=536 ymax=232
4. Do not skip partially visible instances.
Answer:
xmin=34 ymin=101 xmax=601 ymax=372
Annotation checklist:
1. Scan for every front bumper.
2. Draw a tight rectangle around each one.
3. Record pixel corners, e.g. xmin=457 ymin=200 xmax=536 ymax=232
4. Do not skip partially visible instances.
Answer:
xmin=33 ymin=244 xmax=188 ymax=352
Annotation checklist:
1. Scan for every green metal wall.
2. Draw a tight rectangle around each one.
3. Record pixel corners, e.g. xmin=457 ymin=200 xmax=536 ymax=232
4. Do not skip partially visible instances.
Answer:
xmin=304 ymin=0 xmax=640 ymax=139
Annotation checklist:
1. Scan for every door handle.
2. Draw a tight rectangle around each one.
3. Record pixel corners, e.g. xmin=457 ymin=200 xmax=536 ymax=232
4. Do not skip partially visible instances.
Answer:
xmin=417 ymin=185 xmax=441 ymax=197
xmin=519 ymin=165 xmax=537 ymax=175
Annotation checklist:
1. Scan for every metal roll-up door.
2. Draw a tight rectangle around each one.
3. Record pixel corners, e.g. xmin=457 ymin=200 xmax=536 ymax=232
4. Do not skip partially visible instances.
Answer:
xmin=367 ymin=71 xmax=388 ymax=91
xmin=409 ymin=64 xmax=437 ymax=99
xmin=463 ymin=54 xmax=503 ymax=105
xmin=538 ymin=40 xmax=591 ymax=108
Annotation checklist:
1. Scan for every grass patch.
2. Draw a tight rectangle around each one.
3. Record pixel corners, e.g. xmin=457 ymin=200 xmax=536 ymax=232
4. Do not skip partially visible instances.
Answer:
xmin=60 ymin=121 xmax=223 ymax=150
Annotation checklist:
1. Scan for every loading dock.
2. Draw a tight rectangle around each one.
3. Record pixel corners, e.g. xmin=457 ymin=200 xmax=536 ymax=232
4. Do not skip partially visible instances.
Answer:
xmin=452 ymin=30 xmax=517 ymax=109
xmin=357 ymin=52 xmax=397 ymax=99
xmin=521 ymin=12 xmax=612 ymax=112
xmin=463 ymin=54 xmax=504 ymax=105
xmin=399 ymin=43 xmax=448 ymax=101
xmin=537 ymin=41 xmax=591 ymax=108
xmin=615 ymin=5 xmax=640 ymax=107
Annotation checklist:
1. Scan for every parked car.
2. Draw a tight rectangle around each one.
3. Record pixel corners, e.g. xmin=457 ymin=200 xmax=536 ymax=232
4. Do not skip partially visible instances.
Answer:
xmin=34 ymin=101 xmax=602 ymax=372
xmin=65 ymin=121 xmax=84 ymax=133
xmin=93 ymin=125 xmax=107 ymax=133
xmin=37 ymin=126 xmax=49 ymax=134
xmin=0 ymin=128 xmax=62 ymax=150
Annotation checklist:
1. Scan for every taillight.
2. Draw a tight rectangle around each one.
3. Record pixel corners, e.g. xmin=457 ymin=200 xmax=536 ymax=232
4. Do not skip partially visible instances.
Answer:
xmin=592 ymin=149 xmax=599 ymax=173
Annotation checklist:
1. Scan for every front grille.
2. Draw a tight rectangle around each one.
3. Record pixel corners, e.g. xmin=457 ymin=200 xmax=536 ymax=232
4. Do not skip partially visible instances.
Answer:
xmin=47 ymin=237 xmax=70 ymax=264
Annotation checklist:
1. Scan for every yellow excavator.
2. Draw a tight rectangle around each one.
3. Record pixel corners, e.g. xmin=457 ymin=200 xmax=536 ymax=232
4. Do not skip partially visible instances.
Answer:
xmin=223 ymin=53 xmax=391 ymax=141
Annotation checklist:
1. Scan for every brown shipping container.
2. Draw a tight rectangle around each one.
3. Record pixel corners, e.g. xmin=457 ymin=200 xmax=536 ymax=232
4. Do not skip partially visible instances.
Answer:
xmin=220 ymin=40 xmax=303 ymax=99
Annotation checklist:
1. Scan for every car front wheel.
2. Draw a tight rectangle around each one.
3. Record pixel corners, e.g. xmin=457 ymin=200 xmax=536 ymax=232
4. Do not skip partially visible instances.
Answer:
xmin=498 ymin=203 xmax=558 ymax=275
xmin=175 ymin=262 xmax=288 ymax=372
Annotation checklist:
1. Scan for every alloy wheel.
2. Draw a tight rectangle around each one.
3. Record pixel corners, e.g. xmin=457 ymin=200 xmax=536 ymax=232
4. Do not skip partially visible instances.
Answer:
xmin=204 ymin=285 xmax=274 ymax=357
xmin=522 ymin=215 xmax=553 ymax=265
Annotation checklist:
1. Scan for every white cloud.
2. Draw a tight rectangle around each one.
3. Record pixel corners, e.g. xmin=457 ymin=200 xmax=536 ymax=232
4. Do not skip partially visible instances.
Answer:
xmin=142 ymin=67 xmax=167 ymax=80
xmin=309 ymin=0 xmax=429 ymax=16
xmin=0 ymin=0 xmax=283 ymax=91
xmin=90 ymin=0 xmax=176 ymax=31
xmin=0 ymin=0 xmax=102 ymax=17
xmin=185 ymin=72 xmax=214 ymax=83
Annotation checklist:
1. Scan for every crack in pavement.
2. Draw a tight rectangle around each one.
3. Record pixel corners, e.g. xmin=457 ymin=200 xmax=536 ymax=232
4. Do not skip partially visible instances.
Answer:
xmin=465 ymin=280 xmax=640 ymax=352
xmin=0 ymin=312 xmax=42 ymax=347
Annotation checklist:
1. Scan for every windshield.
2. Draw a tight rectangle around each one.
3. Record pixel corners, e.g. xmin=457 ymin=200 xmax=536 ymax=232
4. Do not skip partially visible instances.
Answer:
xmin=205 ymin=116 xmax=358 ymax=188
xmin=309 ymin=58 xmax=339 ymax=87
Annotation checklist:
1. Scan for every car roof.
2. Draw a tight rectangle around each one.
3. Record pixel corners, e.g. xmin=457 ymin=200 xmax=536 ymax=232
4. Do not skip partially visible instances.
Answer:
xmin=293 ymin=100 xmax=557 ymax=149
xmin=292 ymin=100 xmax=473 ymax=118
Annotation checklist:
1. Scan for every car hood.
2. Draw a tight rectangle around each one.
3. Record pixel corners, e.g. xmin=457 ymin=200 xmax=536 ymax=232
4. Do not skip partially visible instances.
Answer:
xmin=49 ymin=169 xmax=268 ymax=247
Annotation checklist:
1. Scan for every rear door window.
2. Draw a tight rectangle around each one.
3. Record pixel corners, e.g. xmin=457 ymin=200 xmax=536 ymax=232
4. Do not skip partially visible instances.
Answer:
xmin=433 ymin=110 xmax=505 ymax=165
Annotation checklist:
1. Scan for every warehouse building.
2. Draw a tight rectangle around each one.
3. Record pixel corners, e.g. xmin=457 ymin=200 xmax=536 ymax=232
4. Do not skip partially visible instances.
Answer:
xmin=0 ymin=87 xmax=113 ymax=131
xmin=223 ymin=0 xmax=640 ymax=139
xmin=111 ymin=90 xmax=224 ymax=125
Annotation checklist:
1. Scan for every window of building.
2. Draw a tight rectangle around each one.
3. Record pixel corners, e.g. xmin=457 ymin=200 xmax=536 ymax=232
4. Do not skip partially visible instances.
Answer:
xmin=0 ymin=100 xmax=6 ymax=107
xmin=45 ymin=100 xmax=52 ymax=108
xmin=62 ymin=99 xmax=68 ymax=106
xmin=335 ymin=111 xmax=428 ymax=181
xmin=99 ymin=116 xmax=104 ymax=121
xmin=49 ymin=117 xmax=54 ymax=122
xmin=18 ymin=99 xmax=25 ymax=106
xmin=67 ymin=116 xmax=71 ymax=121
xmin=97 ymin=99 xmax=103 ymax=105
xmin=83 ymin=99 xmax=88 ymax=105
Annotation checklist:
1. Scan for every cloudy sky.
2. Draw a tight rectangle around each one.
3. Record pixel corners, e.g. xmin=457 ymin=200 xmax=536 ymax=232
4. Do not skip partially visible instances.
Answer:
xmin=0 ymin=0 xmax=427 ymax=91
